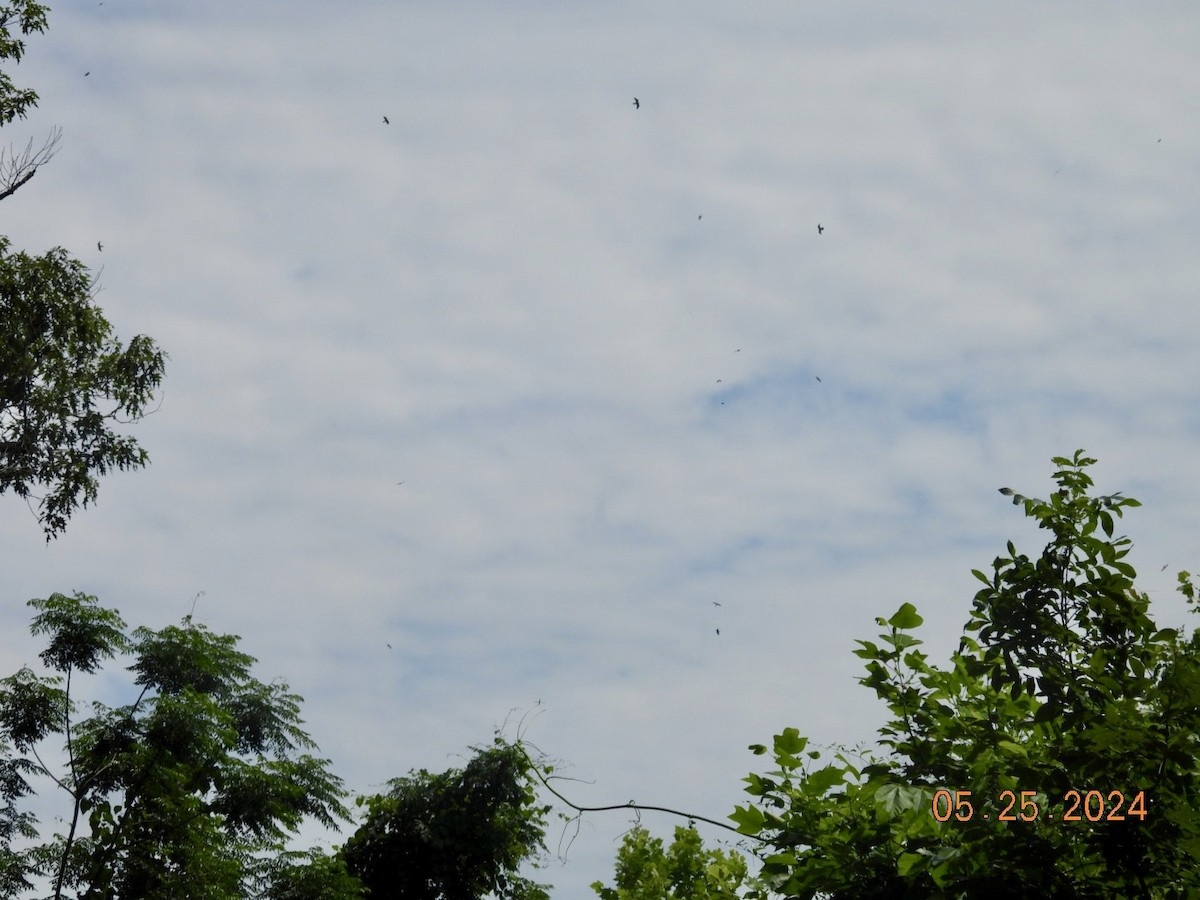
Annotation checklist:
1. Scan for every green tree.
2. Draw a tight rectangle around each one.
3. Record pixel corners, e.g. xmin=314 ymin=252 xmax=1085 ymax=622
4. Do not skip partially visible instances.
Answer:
xmin=0 ymin=748 xmax=38 ymax=896
xmin=0 ymin=591 xmax=350 ymax=899
xmin=0 ymin=0 xmax=58 ymax=202
xmin=592 ymin=824 xmax=750 ymax=900
xmin=258 ymin=847 xmax=364 ymax=900
xmin=731 ymin=451 xmax=1200 ymax=897
xmin=340 ymin=737 xmax=552 ymax=900
xmin=0 ymin=1 xmax=48 ymax=128
xmin=0 ymin=237 xmax=167 ymax=540
xmin=2 ymin=4 xmax=166 ymax=540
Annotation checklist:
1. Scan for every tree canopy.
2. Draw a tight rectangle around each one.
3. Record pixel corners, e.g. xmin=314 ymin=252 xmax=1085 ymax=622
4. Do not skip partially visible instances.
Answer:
xmin=1 ymin=5 xmax=166 ymax=540
xmin=340 ymin=737 xmax=551 ymax=900
xmin=731 ymin=451 xmax=1200 ymax=897
xmin=0 ymin=240 xmax=167 ymax=539
xmin=591 ymin=824 xmax=749 ymax=900
xmin=0 ymin=0 xmax=47 ymax=128
xmin=0 ymin=592 xmax=349 ymax=899
xmin=0 ymin=592 xmax=556 ymax=900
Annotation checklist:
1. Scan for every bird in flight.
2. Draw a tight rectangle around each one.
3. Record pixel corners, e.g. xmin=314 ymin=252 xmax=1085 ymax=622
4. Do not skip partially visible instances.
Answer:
xmin=712 ymin=601 xmax=721 ymax=606
xmin=383 ymin=116 xmax=390 ymax=124
xmin=715 ymin=628 xmax=720 ymax=636
xmin=815 ymin=375 xmax=821 ymax=383
xmin=395 ymin=481 xmax=405 ymax=486
xmin=632 ymin=98 xmax=639 ymax=109
xmin=716 ymin=379 xmax=722 ymax=383
xmin=97 ymin=241 xmax=103 ymax=251
xmin=817 ymin=224 xmax=824 ymax=234
xmin=84 ymin=71 xmax=90 ymax=77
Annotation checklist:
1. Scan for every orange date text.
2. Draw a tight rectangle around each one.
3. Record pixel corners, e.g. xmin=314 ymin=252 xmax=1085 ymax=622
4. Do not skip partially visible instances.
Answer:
xmin=931 ymin=789 xmax=1147 ymax=823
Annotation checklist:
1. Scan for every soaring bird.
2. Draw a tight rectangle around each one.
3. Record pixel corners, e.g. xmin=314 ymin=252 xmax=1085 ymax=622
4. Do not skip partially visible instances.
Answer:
xmin=383 ymin=116 xmax=389 ymax=124
xmin=632 ymin=98 xmax=639 ymax=109
xmin=97 ymin=241 xmax=103 ymax=251
xmin=817 ymin=224 xmax=824 ymax=234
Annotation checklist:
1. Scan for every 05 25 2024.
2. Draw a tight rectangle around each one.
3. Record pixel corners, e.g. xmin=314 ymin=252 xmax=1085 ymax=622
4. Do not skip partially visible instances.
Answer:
xmin=931 ymin=788 xmax=1149 ymax=823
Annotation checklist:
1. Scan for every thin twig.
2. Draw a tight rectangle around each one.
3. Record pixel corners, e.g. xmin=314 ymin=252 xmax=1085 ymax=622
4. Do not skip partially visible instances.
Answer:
xmin=514 ymin=739 xmax=766 ymax=841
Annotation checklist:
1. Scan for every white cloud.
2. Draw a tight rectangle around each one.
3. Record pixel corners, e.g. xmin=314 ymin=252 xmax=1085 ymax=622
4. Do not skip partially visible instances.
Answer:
xmin=3 ymin=2 xmax=1200 ymax=896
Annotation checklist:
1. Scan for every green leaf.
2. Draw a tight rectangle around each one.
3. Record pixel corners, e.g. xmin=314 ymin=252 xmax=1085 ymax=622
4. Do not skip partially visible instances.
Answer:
xmin=804 ymin=765 xmax=846 ymax=795
xmin=852 ymin=640 xmax=881 ymax=659
xmin=729 ymin=804 xmax=766 ymax=835
xmin=897 ymin=851 xmax=927 ymax=876
xmin=887 ymin=602 xmax=923 ymax=629
xmin=876 ymin=783 xmax=930 ymax=819
xmin=773 ymin=728 xmax=807 ymax=757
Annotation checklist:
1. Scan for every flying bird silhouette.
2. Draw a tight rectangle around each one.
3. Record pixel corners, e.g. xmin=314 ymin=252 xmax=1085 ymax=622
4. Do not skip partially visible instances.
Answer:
xmin=96 ymin=241 xmax=102 ymax=251
xmin=632 ymin=98 xmax=639 ymax=109
xmin=383 ymin=116 xmax=389 ymax=124
xmin=817 ymin=224 xmax=824 ymax=234
xmin=715 ymin=628 xmax=720 ymax=636
xmin=815 ymin=375 xmax=821 ymax=383
xmin=712 ymin=601 xmax=721 ymax=606
xmin=84 ymin=71 xmax=90 ymax=77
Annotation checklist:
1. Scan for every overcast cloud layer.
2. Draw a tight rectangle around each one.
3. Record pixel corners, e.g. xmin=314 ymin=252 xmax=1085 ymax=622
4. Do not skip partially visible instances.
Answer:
xmin=3 ymin=2 xmax=1200 ymax=895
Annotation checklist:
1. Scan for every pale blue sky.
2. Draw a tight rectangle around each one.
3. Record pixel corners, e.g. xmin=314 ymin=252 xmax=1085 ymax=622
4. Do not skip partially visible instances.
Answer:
xmin=3 ymin=2 xmax=1200 ymax=896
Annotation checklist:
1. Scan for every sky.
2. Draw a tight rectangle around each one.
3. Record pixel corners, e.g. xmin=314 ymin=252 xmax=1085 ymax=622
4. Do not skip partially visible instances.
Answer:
xmin=3 ymin=1 xmax=1200 ymax=895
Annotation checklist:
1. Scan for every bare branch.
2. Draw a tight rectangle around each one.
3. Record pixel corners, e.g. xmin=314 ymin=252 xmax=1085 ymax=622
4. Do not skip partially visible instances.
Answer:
xmin=0 ymin=125 xmax=61 ymax=202
xmin=513 ymin=739 xmax=766 ymax=850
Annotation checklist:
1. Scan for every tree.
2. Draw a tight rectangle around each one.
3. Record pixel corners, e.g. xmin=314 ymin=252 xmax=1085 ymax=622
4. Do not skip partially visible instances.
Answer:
xmin=0 ymin=236 xmax=167 ymax=540
xmin=0 ymin=0 xmax=53 ymax=200
xmin=1 ymin=4 xmax=166 ymax=540
xmin=0 ymin=745 xmax=38 ymax=896
xmin=0 ymin=1 xmax=47 ymax=125
xmin=731 ymin=451 xmax=1200 ymax=897
xmin=340 ymin=737 xmax=552 ymax=900
xmin=257 ymin=848 xmax=364 ymax=900
xmin=592 ymin=824 xmax=750 ymax=900
xmin=0 ymin=591 xmax=350 ymax=899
